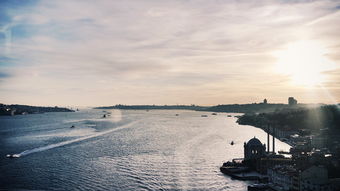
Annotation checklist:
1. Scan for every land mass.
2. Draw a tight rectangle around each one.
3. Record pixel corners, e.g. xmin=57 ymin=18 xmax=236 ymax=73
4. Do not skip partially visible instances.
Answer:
xmin=0 ymin=104 xmax=74 ymax=116
xmin=94 ymin=104 xmax=208 ymax=111
xmin=237 ymin=104 xmax=340 ymax=145
xmin=95 ymin=103 xmax=308 ymax=114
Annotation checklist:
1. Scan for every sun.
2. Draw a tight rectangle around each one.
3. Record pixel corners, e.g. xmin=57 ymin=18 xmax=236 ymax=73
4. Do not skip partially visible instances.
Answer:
xmin=274 ymin=41 xmax=335 ymax=87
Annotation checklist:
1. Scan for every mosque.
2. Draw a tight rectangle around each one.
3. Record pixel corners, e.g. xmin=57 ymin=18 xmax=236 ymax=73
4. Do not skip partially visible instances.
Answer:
xmin=242 ymin=134 xmax=291 ymax=174
xmin=244 ymin=137 xmax=266 ymax=161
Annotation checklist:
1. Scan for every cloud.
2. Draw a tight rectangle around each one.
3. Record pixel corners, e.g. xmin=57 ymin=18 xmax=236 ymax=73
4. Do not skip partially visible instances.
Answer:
xmin=0 ymin=0 xmax=340 ymax=105
xmin=0 ymin=71 xmax=10 ymax=78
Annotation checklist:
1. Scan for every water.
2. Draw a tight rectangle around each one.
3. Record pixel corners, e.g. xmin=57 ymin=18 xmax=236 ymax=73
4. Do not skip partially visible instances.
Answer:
xmin=0 ymin=109 xmax=290 ymax=190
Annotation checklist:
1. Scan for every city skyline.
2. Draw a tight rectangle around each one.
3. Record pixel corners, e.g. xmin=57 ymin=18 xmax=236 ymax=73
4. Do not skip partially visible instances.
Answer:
xmin=0 ymin=0 xmax=340 ymax=106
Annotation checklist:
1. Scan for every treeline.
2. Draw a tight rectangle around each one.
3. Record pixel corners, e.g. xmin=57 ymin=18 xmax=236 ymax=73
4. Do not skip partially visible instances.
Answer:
xmin=207 ymin=103 xmax=289 ymax=113
xmin=0 ymin=104 xmax=74 ymax=116
xmin=237 ymin=105 xmax=340 ymax=133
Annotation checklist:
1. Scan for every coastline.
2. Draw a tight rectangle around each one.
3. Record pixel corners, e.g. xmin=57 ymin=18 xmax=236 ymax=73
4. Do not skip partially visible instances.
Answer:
xmin=0 ymin=104 xmax=74 ymax=116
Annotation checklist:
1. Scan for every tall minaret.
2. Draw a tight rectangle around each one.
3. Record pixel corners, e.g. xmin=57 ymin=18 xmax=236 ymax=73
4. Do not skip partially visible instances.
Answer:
xmin=272 ymin=127 xmax=275 ymax=153
xmin=267 ymin=125 xmax=270 ymax=153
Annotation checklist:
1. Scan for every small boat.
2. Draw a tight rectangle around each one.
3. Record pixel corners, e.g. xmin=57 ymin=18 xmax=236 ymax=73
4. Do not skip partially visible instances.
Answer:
xmin=248 ymin=183 xmax=269 ymax=191
xmin=227 ymin=115 xmax=232 ymax=117
xmin=175 ymin=114 xmax=179 ymax=116
xmin=230 ymin=141 xmax=234 ymax=145
xmin=212 ymin=113 xmax=217 ymax=115
xmin=6 ymin=154 xmax=19 ymax=158
xmin=70 ymin=125 xmax=75 ymax=128
xmin=201 ymin=115 xmax=208 ymax=117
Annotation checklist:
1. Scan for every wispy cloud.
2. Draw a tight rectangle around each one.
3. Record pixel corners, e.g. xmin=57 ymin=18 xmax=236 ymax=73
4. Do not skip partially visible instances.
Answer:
xmin=0 ymin=0 xmax=339 ymax=105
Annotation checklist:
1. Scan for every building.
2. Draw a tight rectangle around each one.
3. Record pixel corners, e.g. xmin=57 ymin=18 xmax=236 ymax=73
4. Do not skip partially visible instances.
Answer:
xmin=268 ymin=165 xmax=297 ymax=191
xmin=263 ymin=99 xmax=268 ymax=104
xmin=268 ymin=165 xmax=334 ymax=191
xmin=299 ymin=165 xmax=333 ymax=191
xmin=289 ymin=97 xmax=298 ymax=106
xmin=311 ymin=135 xmax=328 ymax=149
xmin=257 ymin=157 xmax=292 ymax=174
xmin=244 ymin=137 xmax=266 ymax=160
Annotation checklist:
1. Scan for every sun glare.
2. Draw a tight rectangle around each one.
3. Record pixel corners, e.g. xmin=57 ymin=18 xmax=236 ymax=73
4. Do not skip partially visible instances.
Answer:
xmin=274 ymin=41 xmax=335 ymax=87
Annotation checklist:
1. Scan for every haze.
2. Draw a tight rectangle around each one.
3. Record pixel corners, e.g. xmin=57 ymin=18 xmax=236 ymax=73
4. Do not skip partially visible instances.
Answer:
xmin=0 ymin=0 xmax=339 ymax=106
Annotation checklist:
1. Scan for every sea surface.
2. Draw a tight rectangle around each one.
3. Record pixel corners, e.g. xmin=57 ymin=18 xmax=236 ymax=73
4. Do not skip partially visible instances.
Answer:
xmin=0 ymin=109 xmax=290 ymax=191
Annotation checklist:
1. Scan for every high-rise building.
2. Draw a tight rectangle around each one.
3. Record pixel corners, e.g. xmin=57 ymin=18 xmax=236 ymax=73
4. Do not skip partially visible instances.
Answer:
xmin=288 ymin=97 xmax=297 ymax=105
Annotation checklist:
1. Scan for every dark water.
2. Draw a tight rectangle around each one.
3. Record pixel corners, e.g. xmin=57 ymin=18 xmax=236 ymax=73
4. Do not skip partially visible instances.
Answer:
xmin=0 ymin=109 xmax=290 ymax=190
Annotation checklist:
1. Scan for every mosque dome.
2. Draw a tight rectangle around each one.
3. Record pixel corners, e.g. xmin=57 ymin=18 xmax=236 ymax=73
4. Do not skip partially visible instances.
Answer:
xmin=247 ymin=137 xmax=263 ymax=146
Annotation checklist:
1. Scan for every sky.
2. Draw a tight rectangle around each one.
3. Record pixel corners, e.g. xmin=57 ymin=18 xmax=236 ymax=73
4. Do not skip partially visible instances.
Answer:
xmin=0 ymin=0 xmax=340 ymax=106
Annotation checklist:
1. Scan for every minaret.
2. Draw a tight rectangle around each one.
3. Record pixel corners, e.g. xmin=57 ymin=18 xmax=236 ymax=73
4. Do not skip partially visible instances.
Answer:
xmin=272 ymin=127 xmax=275 ymax=153
xmin=267 ymin=125 xmax=270 ymax=153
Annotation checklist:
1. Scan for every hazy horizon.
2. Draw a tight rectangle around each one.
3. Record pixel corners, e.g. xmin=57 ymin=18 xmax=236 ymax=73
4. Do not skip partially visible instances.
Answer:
xmin=1 ymin=0 xmax=340 ymax=106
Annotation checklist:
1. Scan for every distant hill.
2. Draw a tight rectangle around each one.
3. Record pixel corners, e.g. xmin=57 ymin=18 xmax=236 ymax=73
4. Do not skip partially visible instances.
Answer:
xmin=94 ymin=104 xmax=208 ymax=111
xmin=0 ymin=104 xmax=74 ymax=116
xmin=94 ymin=103 xmax=298 ymax=113
xmin=206 ymin=103 xmax=290 ymax=113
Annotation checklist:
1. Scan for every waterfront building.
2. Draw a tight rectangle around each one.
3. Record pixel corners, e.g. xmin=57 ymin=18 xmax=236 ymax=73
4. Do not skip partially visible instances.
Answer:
xmin=268 ymin=165 xmax=297 ymax=191
xmin=299 ymin=165 xmax=333 ymax=191
xmin=244 ymin=137 xmax=266 ymax=160
xmin=268 ymin=165 xmax=334 ymax=191
xmin=257 ymin=157 xmax=292 ymax=174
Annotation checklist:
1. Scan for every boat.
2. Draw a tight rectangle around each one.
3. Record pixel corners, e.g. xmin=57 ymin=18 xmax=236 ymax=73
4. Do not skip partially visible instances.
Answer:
xmin=201 ymin=115 xmax=208 ymax=117
xmin=70 ymin=125 xmax=75 ymax=128
xmin=248 ymin=183 xmax=269 ymax=191
xmin=6 ymin=154 xmax=19 ymax=158
xmin=220 ymin=160 xmax=250 ymax=175
xmin=227 ymin=115 xmax=232 ymax=117
xmin=212 ymin=113 xmax=217 ymax=115
xmin=175 ymin=114 xmax=179 ymax=116
xmin=220 ymin=166 xmax=250 ymax=175
xmin=278 ymin=150 xmax=290 ymax=154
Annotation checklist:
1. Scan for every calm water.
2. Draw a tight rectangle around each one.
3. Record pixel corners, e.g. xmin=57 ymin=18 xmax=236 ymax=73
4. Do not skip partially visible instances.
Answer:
xmin=0 ymin=109 xmax=290 ymax=190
